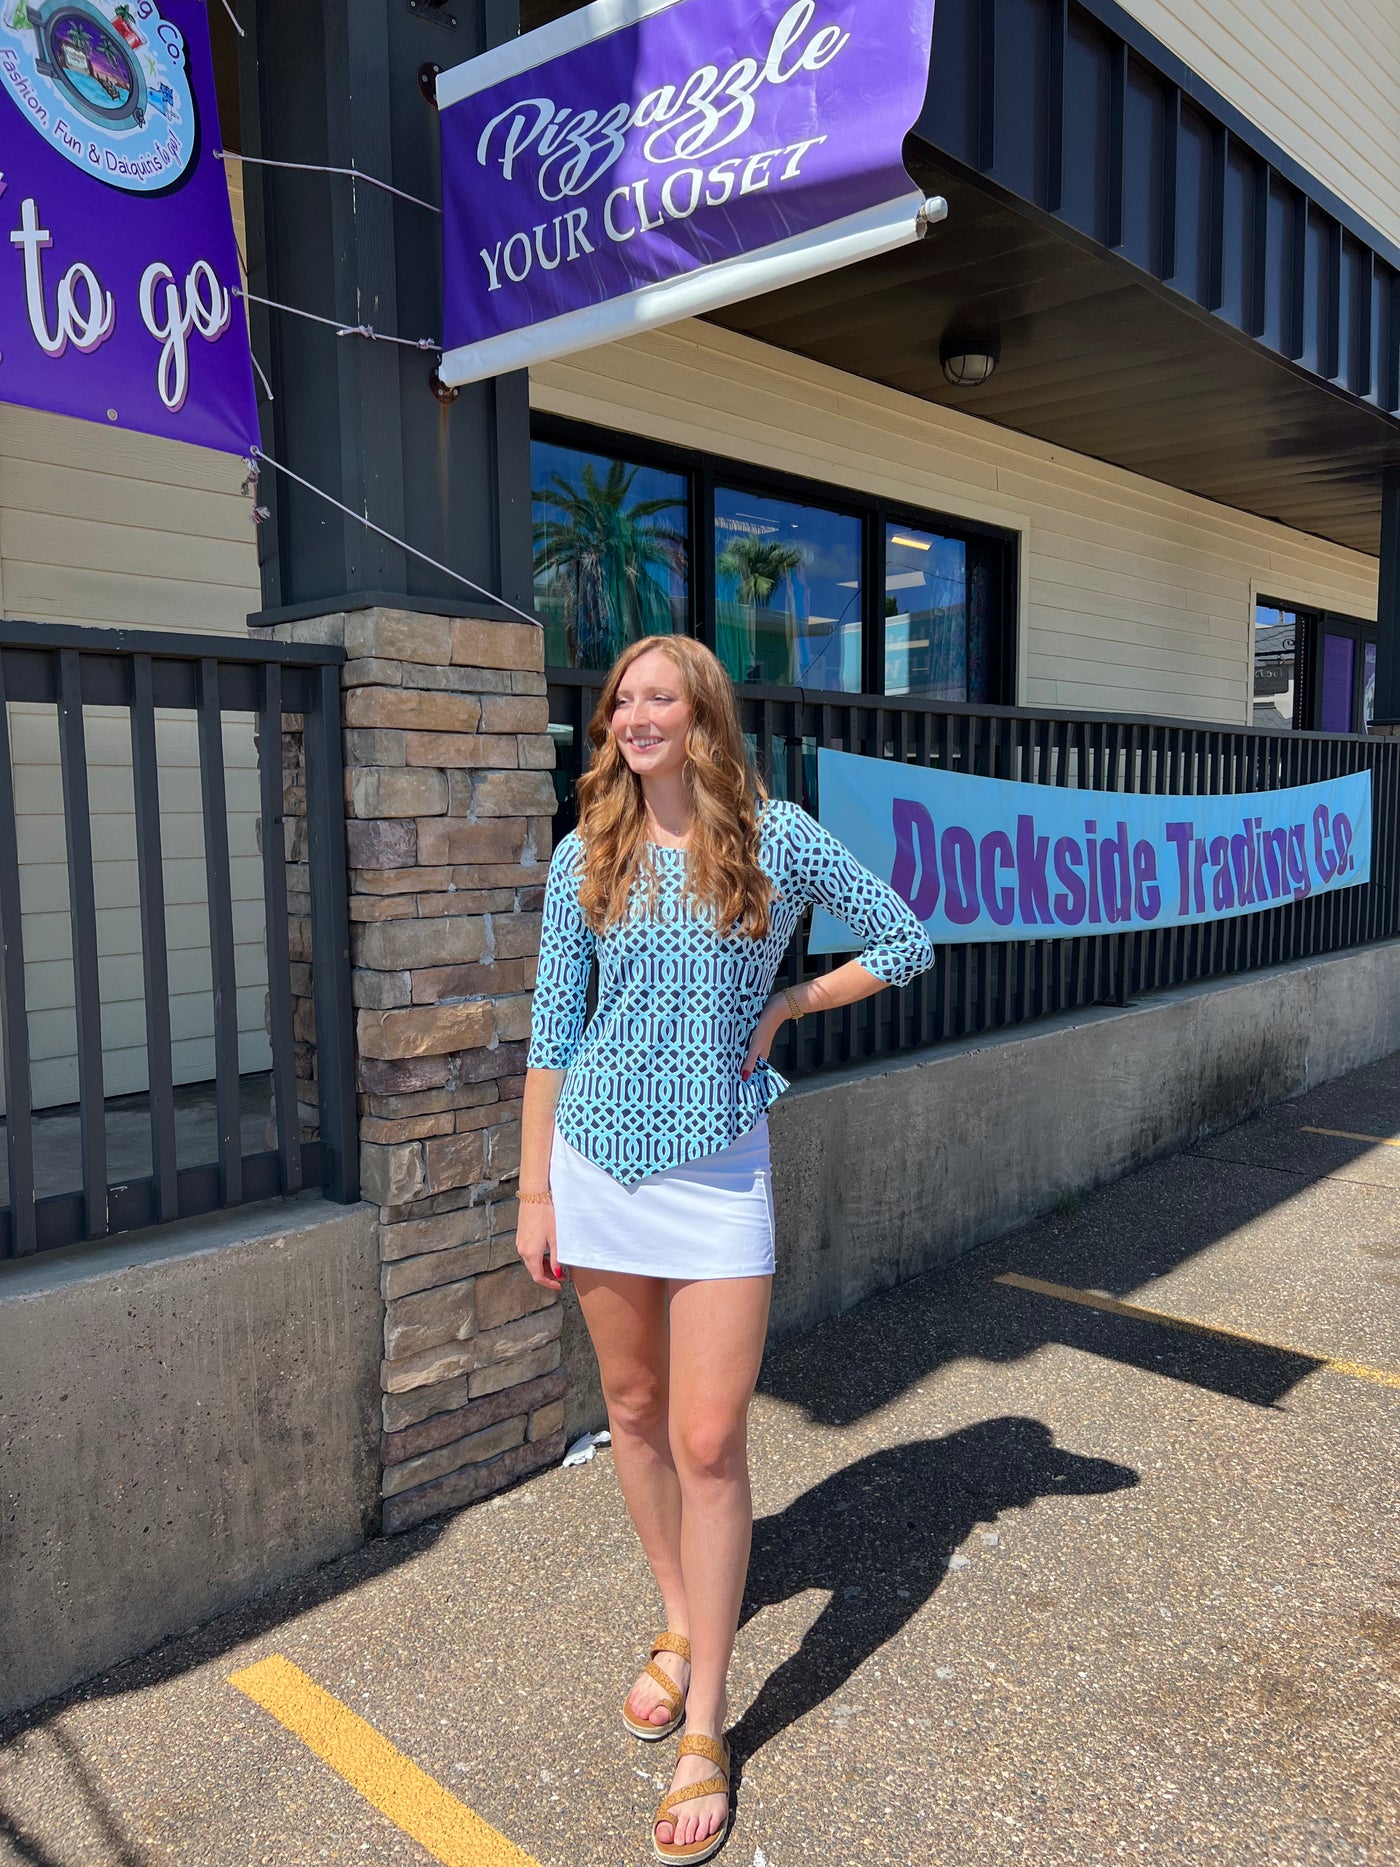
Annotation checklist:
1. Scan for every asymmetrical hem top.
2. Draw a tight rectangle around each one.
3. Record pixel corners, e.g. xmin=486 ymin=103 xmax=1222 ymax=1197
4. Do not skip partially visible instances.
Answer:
xmin=526 ymin=797 xmax=935 ymax=1186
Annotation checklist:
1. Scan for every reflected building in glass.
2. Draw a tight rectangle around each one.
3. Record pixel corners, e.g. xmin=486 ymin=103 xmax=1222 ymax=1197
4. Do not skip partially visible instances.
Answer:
xmin=1253 ymin=605 xmax=1299 ymax=728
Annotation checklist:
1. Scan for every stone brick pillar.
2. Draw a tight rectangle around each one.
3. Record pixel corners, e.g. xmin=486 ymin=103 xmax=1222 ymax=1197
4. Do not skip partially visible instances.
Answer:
xmin=273 ymin=607 xmax=567 ymax=1534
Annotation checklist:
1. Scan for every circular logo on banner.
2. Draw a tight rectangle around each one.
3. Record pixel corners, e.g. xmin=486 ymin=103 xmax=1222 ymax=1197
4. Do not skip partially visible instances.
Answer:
xmin=0 ymin=0 xmax=197 ymax=191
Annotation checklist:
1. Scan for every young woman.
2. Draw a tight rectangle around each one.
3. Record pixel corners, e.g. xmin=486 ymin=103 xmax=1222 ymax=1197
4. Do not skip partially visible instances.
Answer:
xmin=516 ymin=635 xmax=933 ymax=1863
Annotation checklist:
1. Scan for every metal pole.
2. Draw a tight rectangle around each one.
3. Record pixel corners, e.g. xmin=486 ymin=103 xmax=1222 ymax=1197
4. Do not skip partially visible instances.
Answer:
xmin=306 ymin=661 xmax=359 ymax=1205
xmin=1374 ymin=464 xmax=1400 ymax=728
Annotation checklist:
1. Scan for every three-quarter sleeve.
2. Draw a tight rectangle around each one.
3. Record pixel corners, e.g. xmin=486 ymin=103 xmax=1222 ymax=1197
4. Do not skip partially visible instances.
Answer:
xmin=784 ymin=802 xmax=935 ymax=987
xmin=527 ymin=831 xmax=596 ymax=1070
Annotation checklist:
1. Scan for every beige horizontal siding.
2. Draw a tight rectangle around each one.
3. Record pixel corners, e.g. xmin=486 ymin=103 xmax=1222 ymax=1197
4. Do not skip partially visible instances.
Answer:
xmin=1121 ymin=0 xmax=1400 ymax=241
xmin=0 ymin=403 xmax=258 ymax=633
xmin=529 ymin=320 xmax=1379 ymax=721
xmin=0 ymin=400 xmax=267 ymax=1111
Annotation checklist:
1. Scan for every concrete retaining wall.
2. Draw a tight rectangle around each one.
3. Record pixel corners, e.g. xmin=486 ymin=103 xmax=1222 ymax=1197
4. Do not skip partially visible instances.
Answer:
xmin=0 ymin=1195 xmax=380 ymax=1720
xmin=767 ymin=938 xmax=1400 ymax=1341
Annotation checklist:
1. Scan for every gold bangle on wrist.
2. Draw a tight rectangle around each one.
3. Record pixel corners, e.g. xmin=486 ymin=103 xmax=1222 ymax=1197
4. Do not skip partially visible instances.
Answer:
xmin=782 ymin=985 xmax=803 ymax=1022
xmin=518 ymin=1190 xmax=554 ymax=1206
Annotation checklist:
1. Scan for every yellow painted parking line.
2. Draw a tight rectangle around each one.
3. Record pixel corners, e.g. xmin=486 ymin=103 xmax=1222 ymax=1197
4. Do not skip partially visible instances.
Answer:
xmin=229 ymin=1655 xmax=541 ymax=1867
xmin=994 ymin=1272 xmax=1400 ymax=1392
xmin=1300 ymin=1125 xmax=1400 ymax=1148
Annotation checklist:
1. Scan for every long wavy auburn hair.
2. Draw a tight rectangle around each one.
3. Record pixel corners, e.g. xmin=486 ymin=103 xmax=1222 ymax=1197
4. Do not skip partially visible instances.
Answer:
xmin=575 ymin=635 xmax=774 ymax=939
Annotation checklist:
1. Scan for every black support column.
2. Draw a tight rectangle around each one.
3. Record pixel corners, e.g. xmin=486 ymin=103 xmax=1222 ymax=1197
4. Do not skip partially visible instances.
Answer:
xmin=1376 ymin=465 xmax=1400 ymax=729
xmin=237 ymin=0 xmax=531 ymax=623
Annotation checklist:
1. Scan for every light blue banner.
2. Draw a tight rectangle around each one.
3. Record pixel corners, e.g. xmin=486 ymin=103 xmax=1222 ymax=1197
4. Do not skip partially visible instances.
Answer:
xmin=809 ymin=746 xmax=1373 ymax=950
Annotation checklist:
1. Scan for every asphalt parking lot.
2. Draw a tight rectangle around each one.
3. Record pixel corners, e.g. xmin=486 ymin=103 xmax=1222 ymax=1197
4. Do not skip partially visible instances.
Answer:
xmin=2 ymin=1053 xmax=1398 ymax=1866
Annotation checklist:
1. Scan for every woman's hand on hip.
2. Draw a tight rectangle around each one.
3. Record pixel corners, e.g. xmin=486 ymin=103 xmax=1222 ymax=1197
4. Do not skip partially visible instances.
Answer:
xmin=517 ymin=1202 xmax=564 ymax=1290
xmin=741 ymin=993 xmax=791 ymax=1082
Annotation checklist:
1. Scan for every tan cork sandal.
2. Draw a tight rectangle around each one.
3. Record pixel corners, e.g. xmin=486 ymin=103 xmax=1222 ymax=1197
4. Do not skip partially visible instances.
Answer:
xmin=651 ymin=1732 xmax=732 ymax=1864
xmin=621 ymin=1631 xmax=691 ymax=1741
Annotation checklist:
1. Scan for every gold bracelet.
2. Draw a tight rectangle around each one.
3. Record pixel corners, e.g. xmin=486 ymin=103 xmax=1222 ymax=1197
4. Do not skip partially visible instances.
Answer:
xmin=782 ymin=985 xmax=803 ymax=1022
xmin=518 ymin=1190 xmax=554 ymax=1205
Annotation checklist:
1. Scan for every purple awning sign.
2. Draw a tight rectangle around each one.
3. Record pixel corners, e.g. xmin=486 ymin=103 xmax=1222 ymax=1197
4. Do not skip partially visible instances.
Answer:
xmin=437 ymin=0 xmax=940 ymax=387
xmin=0 ymin=0 xmax=256 ymax=454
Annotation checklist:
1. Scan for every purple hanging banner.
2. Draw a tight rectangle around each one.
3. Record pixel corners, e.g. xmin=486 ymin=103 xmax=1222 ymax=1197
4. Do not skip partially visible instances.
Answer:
xmin=0 ymin=0 xmax=256 ymax=454
xmin=437 ymin=0 xmax=939 ymax=387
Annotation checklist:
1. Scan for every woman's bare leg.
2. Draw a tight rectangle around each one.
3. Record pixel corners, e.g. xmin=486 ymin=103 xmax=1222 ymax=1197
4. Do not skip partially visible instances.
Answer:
xmin=656 ymin=1273 xmax=772 ymax=1850
xmin=571 ymin=1268 xmax=689 ymax=1729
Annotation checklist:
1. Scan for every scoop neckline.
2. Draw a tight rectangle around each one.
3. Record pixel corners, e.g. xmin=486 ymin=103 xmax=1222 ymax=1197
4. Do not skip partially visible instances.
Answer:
xmin=646 ymin=838 xmax=690 ymax=854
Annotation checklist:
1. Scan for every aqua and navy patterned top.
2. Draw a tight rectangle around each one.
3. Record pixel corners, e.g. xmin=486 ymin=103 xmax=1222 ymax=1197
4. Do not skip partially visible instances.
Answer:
xmin=527 ymin=798 xmax=935 ymax=1185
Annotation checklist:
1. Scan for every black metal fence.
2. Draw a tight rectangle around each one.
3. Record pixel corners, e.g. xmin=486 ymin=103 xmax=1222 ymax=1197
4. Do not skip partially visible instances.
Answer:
xmin=547 ymin=671 xmax=1400 ymax=1081
xmin=0 ymin=622 xmax=357 ymax=1260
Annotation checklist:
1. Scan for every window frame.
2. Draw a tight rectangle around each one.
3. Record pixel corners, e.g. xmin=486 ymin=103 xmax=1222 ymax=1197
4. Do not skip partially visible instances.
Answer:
xmin=531 ymin=413 xmax=1020 ymax=702
xmin=711 ymin=475 xmax=868 ymax=692
xmin=1256 ymin=596 xmax=1378 ymax=735
xmin=879 ymin=507 xmax=1012 ymax=705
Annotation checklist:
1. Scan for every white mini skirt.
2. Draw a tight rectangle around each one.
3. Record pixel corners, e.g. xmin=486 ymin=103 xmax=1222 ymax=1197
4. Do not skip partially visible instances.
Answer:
xmin=549 ymin=1118 xmax=775 ymax=1281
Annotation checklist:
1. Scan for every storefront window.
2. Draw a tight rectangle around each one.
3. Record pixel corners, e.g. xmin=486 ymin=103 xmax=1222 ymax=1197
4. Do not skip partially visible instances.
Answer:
xmin=1256 ymin=599 xmax=1378 ymax=733
xmin=884 ymin=523 xmax=996 ymax=701
xmin=531 ymin=438 xmax=689 ymax=671
xmin=714 ymin=487 xmax=863 ymax=691
xmin=1252 ymin=604 xmax=1300 ymax=728
xmin=532 ymin=418 xmax=1017 ymax=700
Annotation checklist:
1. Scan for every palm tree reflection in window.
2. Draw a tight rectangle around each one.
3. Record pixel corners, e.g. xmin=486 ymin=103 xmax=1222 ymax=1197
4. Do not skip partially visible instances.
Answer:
xmin=532 ymin=455 xmax=687 ymax=670
xmin=716 ymin=533 xmax=805 ymax=684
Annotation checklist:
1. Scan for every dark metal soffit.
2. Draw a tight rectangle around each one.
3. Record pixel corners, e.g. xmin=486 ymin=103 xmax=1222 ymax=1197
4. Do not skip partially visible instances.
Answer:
xmin=710 ymin=0 xmax=1400 ymax=556
xmin=920 ymin=0 xmax=1400 ymax=414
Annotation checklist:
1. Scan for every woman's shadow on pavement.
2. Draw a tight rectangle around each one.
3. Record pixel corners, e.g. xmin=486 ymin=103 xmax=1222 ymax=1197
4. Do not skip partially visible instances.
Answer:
xmin=731 ymin=1416 xmax=1138 ymax=1763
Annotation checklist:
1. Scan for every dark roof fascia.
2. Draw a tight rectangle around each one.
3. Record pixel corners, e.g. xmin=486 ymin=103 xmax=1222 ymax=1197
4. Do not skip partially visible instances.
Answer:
xmin=1076 ymin=0 xmax=1400 ymax=275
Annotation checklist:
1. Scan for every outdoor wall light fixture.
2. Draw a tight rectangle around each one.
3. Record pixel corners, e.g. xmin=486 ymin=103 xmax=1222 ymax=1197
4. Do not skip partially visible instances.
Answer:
xmin=940 ymin=336 xmax=1001 ymax=387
